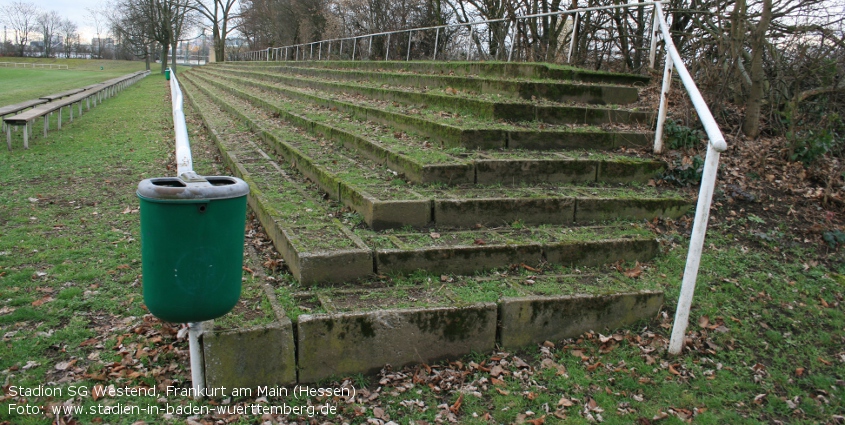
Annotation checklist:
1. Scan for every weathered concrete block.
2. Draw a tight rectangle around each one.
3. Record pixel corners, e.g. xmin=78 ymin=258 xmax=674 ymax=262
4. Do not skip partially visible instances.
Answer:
xmin=434 ymin=197 xmax=575 ymax=227
xmin=598 ymin=160 xmax=665 ymax=184
xmin=475 ymin=159 xmax=598 ymax=185
xmin=204 ymin=322 xmax=297 ymax=391
xmin=576 ymin=198 xmax=689 ymax=222
xmin=544 ymin=238 xmax=658 ymax=266
xmin=499 ymin=291 xmax=664 ymax=349
xmin=376 ymin=244 xmax=544 ymax=276
xmin=297 ymin=304 xmax=498 ymax=383
xmin=297 ymin=249 xmax=374 ymax=286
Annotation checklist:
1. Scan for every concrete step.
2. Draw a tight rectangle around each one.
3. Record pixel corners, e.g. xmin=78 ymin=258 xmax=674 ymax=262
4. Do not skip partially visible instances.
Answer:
xmin=209 ymin=65 xmax=654 ymax=125
xmin=193 ymin=67 xmax=653 ymax=151
xmin=218 ymin=60 xmax=651 ymax=87
xmin=190 ymin=69 xmax=663 ymax=186
xmin=185 ymin=71 xmax=688 ymax=231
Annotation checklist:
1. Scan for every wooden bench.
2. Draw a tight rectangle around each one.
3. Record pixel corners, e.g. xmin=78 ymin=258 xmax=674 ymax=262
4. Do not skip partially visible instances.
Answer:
xmin=0 ymin=99 xmax=49 ymax=133
xmin=4 ymin=70 xmax=150 ymax=149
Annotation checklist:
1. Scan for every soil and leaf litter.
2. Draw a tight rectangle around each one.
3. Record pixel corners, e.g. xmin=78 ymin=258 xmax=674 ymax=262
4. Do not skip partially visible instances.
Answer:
xmin=0 ymin=61 xmax=843 ymax=425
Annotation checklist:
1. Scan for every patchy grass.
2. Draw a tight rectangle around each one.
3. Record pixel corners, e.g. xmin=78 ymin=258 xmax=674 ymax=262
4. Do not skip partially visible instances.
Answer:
xmin=0 ymin=59 xmax=147 ymax=105
xmin=1 ymin=61 xmax=843 ymax=425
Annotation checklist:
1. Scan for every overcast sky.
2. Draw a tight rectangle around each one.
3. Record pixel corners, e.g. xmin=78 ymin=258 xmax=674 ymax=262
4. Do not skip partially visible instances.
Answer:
xmin=1 ymin=0 xmax=102 ymax=42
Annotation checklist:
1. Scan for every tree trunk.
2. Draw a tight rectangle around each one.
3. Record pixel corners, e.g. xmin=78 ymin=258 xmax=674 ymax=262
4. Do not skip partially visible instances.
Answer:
xmin=171 ymin=40 xmax=178 ymax=74
xmin=742 ymin=0 xmax=772 ymax=138
xmin=161 ymin=43 xmax=169 ymax=74
xmin=145 ymin=44 xmax=151 ymax=71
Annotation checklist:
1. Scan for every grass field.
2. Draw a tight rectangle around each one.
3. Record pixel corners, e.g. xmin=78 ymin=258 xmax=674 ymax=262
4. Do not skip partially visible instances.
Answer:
xmin=0 ymin=59 xmax=148 ymax=105
xmin=0 ymin=70 xmax=843 ymax=424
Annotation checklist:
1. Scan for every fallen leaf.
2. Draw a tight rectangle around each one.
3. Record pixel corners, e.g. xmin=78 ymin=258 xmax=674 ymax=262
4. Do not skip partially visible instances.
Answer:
xmin=753 ymin=393 xmax=767 ymax=404
xmin=795 ymin=367 xmax=805 ymax=376
xmin=558 ymin=397 xmax=575 ymax=407
xmin=449 ymin=393 xmax=463 ymax=414
xmin=698 ymin=315 xmax=710 ymax=328
xmin=525 ymin=415 xmax=546 ymax=425
xmin=55 ymin=359 xmax=77 ymax=371
xmin=490 ymin=365 xmax=504 ymax=377
xmin=31 ymin=296 xmax=53 ymax=307
xmin=473 ymin=239 xmax=486 ymax=245
xmin=430 ymin=232 xmax=441 ymax=239
xmin=623 ymin=262 xmax=643 ymax=278
xmin=668 ymin=364 xmax=681 ymax=376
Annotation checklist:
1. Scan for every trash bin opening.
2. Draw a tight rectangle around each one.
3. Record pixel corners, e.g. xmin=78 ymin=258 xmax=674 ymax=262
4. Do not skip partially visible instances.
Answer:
xmin=206 ymin=176 xmax=238 ymax=186
xmin=150 ymin=177 xmax=186 ymax=188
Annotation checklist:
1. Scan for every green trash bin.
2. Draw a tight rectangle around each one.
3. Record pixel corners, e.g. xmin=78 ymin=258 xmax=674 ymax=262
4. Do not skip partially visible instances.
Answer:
xmin=165 ymin=69 xmax=171 ymax=80
xmin=137 ymin=173 xmax=249 ymax=323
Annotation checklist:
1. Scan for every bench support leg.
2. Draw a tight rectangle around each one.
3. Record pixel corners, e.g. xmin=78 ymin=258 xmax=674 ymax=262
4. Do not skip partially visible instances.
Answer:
xmin=23 ymin=123 xmax=28 ymax=149
xmin=6 ymin=125 xmax=10 ymax=150
xmin=44 ymin=116 xmax=48 ymax=137
xmin=70 ymin=105 xmax=73 ymax=122
xmin=58 ymin=108 xmax=62 ymax=130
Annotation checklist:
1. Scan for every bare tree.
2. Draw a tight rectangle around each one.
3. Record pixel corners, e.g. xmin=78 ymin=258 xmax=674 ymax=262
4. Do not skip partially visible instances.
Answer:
xmin=60 ymin=19 xmax=78 ymax=58
xmin=1 ymin=1 xmax=40 ymax=56
xmin=190 ymin=0 xmax=239 ymax=62
xmin=37 ymin=10 xmax=62 ymax=57
xmin=88 ymin=5 xmax=110 ymax=58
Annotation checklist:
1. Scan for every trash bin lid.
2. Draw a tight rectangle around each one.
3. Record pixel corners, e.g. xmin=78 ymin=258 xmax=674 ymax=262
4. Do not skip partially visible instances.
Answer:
xmin=137 ymin=172 xmax=249 ymax=202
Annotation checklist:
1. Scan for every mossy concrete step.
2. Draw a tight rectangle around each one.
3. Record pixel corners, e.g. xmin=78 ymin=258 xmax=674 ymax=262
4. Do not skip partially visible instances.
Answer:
xmin=192 ymin=69 xmax=662 ymax=185
xmin=203 ymin=290 xmax=663 ymax=385
xmin=182 ymin=74 xmax=375 ymax=285
xmin=194 ymin=68 xmax=653 ymax=151
xmin=218 ymin=60 xmax=651 ymax=86
xmin=374 ymin=237 xmax=658 ymax=276
xmin=186 ymin=72 xmax=672 ymax=283
xmin=212 ymin=62 xmax=639 ymax=105
xmin=186 ymin=71 xmax=688 ymax=230
xmin=214 ymin=66 xmax=653 ymax=124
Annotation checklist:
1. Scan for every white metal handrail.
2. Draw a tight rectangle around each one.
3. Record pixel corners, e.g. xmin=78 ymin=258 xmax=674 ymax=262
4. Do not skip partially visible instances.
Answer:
xmin=650 ymin=3 xmax=727 ymax=355
xmin=168 ymin=68 xmax=194 ymax=176
xmin=238 ymin=1 xmax=666 ymax=64
xmin=235 ymin=2 xmax=728 ymax=356
xmin=166 ymin=67 xmax=204 ymax=397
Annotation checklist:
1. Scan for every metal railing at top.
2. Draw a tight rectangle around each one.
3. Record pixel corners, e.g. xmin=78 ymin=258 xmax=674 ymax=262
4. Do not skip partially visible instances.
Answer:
xmin=236 ymin=2 xmax=728 ymax=356
xmin=239 ymin=1 xmax=665 ymax=65
xmin=0 ymin=62 xmax=69 ymax=69
xmin=168 ymin=68 xmax=193 ymax=177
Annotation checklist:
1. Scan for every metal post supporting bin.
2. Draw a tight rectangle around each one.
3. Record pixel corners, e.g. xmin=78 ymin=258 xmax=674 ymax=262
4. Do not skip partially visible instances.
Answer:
xmin=165 ymin=69 xmax=171 ymax=80
xmin=137 ymin=172 xmax=249 ymax=323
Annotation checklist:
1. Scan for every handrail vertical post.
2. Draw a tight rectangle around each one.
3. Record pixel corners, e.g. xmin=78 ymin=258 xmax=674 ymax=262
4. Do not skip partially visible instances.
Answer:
xmin=339 ymin=39 xmax=343 ymax=58
xmin=466 ymin=26 xmax=472 ymax=60
xmin=386 ymin=33 xmax=391 ymax=60
xmin=508 ymin=20 xmax=516 ymax=62
xmin=328 ymin=41 xmax=331 ymax=60
xmin=407 ymin=30 xmax=413 ymax=61
xmin=649 ymin=6 xmax=659 ymax=68
xmin=433 ymin=27 xmax=440 ymax=60
xmin=669 ymin=142 xmax=721 ymax=355
xmin=654 ymin=53 xmax=672 ymax=154
xmin=318 ymin=42 xmax=322 ymax=60
xmin=352 ymin=38 xmax=357 ymax=60
xmin=567 ymin=12 xmax=578 ymax=63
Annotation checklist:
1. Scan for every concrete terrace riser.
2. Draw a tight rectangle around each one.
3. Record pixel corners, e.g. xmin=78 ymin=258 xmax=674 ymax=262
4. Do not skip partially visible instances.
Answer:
xmin=201 ymin=292 xmax=663 ymax=386
xmin=193 ymin=68 xmax=653 ymax=151
xmin=212 ymin=66 xmax=653 ymax=124
xmin=220 ymin=60 xmax=651 ymax=86
xmin=197 ymin=70 xmax=664 ymax=185
xmin=184 ymin=74 xmax=671 ymax=286
xmin=185 ymin=72 xmax=687 ymax=232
